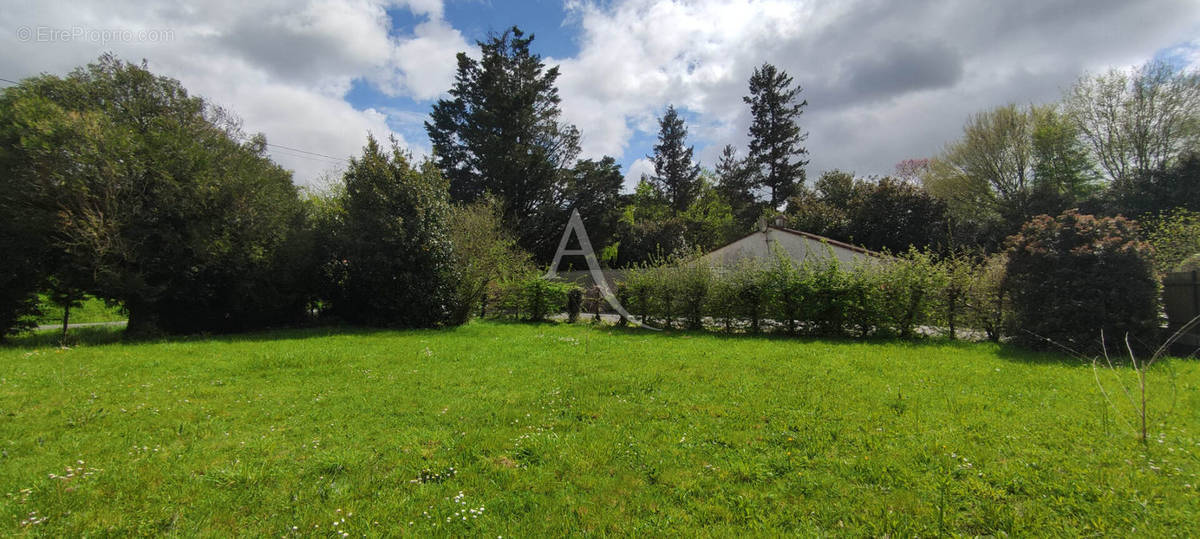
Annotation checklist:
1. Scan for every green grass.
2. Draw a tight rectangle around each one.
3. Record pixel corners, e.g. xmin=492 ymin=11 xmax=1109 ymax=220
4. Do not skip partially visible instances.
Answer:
xmin=1 ymin=321 xmax=1198 ymax=536
xmin=35 ymin=295 xmax=126 ymax=326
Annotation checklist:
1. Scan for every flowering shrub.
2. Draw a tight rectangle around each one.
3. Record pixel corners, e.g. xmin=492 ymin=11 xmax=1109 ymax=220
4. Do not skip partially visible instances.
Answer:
xmin=1005 ymin=210 xmax=1159 ymax=352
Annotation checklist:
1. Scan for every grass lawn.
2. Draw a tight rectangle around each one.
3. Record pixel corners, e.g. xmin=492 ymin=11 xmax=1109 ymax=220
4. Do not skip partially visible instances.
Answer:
xmin=34 ymin=295 xmax=126 ymax=326
xmin=1 ymin=321 xmax=1198 ymax=536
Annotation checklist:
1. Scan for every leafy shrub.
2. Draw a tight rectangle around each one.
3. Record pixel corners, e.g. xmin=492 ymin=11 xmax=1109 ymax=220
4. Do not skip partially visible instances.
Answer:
xmin=728 ymin=261 xmax=770 ymax=333
xmin=937 ymin=253 xmax=976 ymax=339
xmin=878 ymin=249 xmax=944 ymax=338
xmin=447 ymin=197 xmax=534 ymax=325
xmin=1143 ymin=209 xmax=1200 ymax=275
xmin=1005 ymin=210 xmax=1159 ymax=352
xmin=1178 ymin=253 xmax=1200 ymax=273
xmin=334 ymin=137 xmax=457 ymax=328
xmin=674 ymin=262 xmax=713 ymax=330
xmin=766 ymin=251 xmax=806 ymax=334
xmin=566 ymin=288 xmax=583 ymax=323
xmin=706 ymin=271 xmax=741 ymax=332
xmin=521 ymin=278 xmax=576 ymax=322
xmin=964 ymin=254 xmax=1010 ymax=342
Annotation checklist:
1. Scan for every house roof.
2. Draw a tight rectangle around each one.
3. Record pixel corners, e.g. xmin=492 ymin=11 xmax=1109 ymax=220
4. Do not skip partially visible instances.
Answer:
xmin=701 ymin=225 xmax=885 ymax=262
xmin=763 ymin=226 xmax=885 ymax=258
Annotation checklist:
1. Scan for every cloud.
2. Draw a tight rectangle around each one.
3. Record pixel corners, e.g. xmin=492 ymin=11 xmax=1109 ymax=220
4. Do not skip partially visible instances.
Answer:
xmin=623 ymin=157 xmax=655 ymax=191
xmin=0 ymin=0 xmax=468 ymax=185
xmin=3 ymin=0 xmax=1199 ymax=189
xmin=555 ymin=0 xmax=1200 ymax=181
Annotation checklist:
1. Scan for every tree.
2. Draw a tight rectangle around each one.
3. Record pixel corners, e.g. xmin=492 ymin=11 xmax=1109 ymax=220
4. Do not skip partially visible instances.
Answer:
xmin=1005 ymin=210 xmax=1159 ymax=353
xmin=1066 ymin=60 xmax=1200 ymax=186
xmin=561 ymin=157 xmax=625 ymax=253
xmin=744 ymin=63 xmax=809 ymax=209
xmin=1143 ymin=208 xmax=1200 ymax=274
xmin=847 ymin=177 xmax=949 ymax=254
xmin=1097 ymin=151 xmax=1200 ymax=217
xmin=0 ymin=178 xmax=45 ymax=339
xmin=680 ymin=172 xmax=737 ymax=251
xmin=613 ymin=179 xmax=685 ymax=267
xmin=783 ymin=170 xmax=854 ymax=238
xmin=0 ymin=55 xmax=312 ymax=336
xmin=332 ymin=136 xmax=457 ymax=327
xmin=649 ymin=105 xmax=701 ymax=215
xmin=785 ymin=170 xmax=949 ymax=253
xmin=714 ymin=144 xmax=760 ymax=232
xmin=924 ymin=104 xmax=1096 ymax=247
xmin=447 ymin=197 xmax=533 ymax=324
xmin=426 ymin=26 xmax=580 ymax=260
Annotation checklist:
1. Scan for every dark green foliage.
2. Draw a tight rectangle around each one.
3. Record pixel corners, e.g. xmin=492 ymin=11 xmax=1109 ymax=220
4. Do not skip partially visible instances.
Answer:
xmin=566 ymin=288 xmax=583 ymax=323
xmin=785 ymin=171 xmax=950 ymax=254
xmin=0 ymin=55 xmax=312 ymax=336
xmin=849 ymin=178 xmax=950 ymax=254
xmin=1005 ymin=210 xmax=1159 ymax=353
xmin=331 ymin=136 xmax=457 ymax=328
xmin=715 ymin=144 xmax=761 ymax=233
xmin=744 ymin=63 xmax=809 ymax=209
xmin=562 ymin=157 xmax=625 ymax=253
xmin=1096 ymin=152 xmax=1200 ymax=219
xmin=426 ymin=27 xmax=580 ymax=260
xmin=649 ymin=105 xmax=701 ymax=215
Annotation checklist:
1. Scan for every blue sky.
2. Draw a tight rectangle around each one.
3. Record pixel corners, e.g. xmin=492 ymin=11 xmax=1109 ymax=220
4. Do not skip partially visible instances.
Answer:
xmin=2 ymin=0 xmax=1197 ymax=189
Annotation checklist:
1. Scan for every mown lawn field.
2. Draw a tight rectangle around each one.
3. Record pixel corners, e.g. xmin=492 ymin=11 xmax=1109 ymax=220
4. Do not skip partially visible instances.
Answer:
xmin=1 ymin=321 xmax=1198 ymax=536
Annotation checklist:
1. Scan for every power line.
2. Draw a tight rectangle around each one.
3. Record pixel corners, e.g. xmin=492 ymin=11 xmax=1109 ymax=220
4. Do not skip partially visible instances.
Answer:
xmin=0 ymin=77 xmax=20 ymax=86
xmin=263 ymin=142 xmax=348 ymax=163
xmin=232 ymin=133 xmax=348 ymax=165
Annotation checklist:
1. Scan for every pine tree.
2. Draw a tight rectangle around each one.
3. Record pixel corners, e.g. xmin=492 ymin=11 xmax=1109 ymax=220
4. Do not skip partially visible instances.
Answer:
xmin=426 ymin=26 xmax=580 ymax=259
xmin=650 ymin=105 xmax=701 ymax=215
xmin=744 ymin=63 xmax=809 ymax=209
xmin=714 ymin=144 xmax=760 ymax=232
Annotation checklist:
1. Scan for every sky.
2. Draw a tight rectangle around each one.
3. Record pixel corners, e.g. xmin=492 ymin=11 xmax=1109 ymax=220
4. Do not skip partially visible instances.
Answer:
xmin=2 ymin=0 xmax=1198 ymax=192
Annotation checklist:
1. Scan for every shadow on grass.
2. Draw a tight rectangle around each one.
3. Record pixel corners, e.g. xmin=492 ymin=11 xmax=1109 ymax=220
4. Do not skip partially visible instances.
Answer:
xmin=2 ymin=315 xmax=1089 ymax=367
xmin=3 ymin=326 xmax=127 ymax=348
xmin=586 ymin=317 xmax=1090 ymax=366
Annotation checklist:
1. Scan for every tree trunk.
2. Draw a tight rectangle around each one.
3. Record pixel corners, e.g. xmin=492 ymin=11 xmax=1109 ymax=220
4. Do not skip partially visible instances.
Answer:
xmin=60 ymin=304 xmax=70 ymax=345
xmin=124 ymin=303 xmax=160 ymax=339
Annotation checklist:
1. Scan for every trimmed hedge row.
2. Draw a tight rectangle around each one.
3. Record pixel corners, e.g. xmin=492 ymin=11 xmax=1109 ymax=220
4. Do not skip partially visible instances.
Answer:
xmin=485 ymin=249 xmax=1010 ymax=340
xmin=616 ymin=249 xmax=1008 ymax=339
xmin=483 ymin=211 xmax=1161 ymax=350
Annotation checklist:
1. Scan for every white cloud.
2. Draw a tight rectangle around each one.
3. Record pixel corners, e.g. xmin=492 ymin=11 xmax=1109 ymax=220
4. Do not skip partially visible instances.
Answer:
xmin=4 ymin=0 xmax=1199 ymax=189
xmin=623 ymin=157 xmax=655 ymax=191
xmin=380 ymin=18 xmax=471 ymax=100
xmin=0 ymin=0 xmax=468 ymax=185
xmin=555 ymin=0 xmax=1200 ymax=180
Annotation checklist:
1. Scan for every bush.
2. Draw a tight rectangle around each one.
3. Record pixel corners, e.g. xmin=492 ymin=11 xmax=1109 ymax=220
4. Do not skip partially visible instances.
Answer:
xmin=965 ymin=254 xmax=1010 ymax=342
xmin=487 ymin=276 xmax=578 ymax=323
xmin=766 ymin=252 xmax=806 ymax=334
xmin=447 ymin=197 xmax=534 ymax=325
xmin=674 ymin=262 xmax=713 ymax=330
xmin=1178 ymin=253 xmax=1200 ymax=273
xmin=566 ymin=288 xmax=583 ymax=323
xmin=1143 ymin=208 xmax=1200 ymax=275
xmin=878 ymin=249 xmax=944 ymax=338
xmin=1005 ymin=210 xmax=1159 ymax=352
xmin=334 ymin=137 xmax=457 ymax=328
